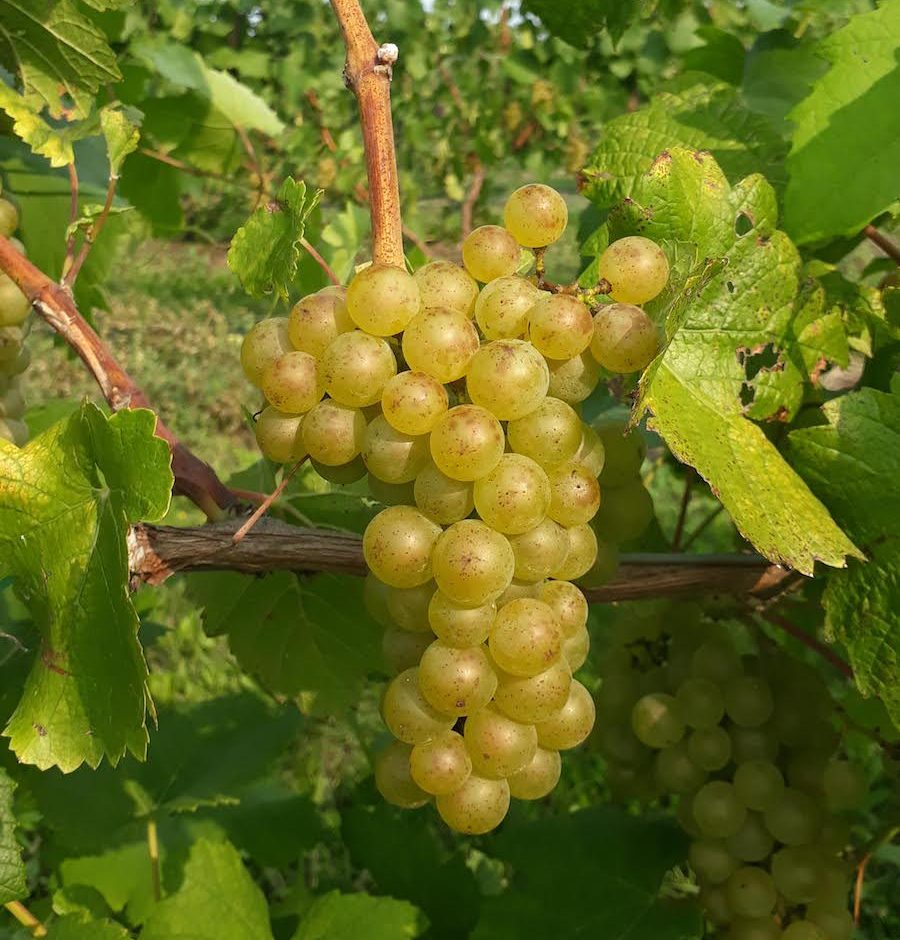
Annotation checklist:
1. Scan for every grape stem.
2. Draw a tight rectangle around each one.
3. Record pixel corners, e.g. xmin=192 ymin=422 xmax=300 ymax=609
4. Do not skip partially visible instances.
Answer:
xmin=863 ymin=224 xmax=900 ymax=265
xmin=63 ymin=172 xmax=119 ymax=286
xmin=3 ymin=901 xmax=46 ymax=936
xmin=230 ymin=457 xmax=309 ymax=546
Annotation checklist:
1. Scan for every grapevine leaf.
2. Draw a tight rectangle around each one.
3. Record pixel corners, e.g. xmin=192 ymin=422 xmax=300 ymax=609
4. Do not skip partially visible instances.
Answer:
xmin=0 ymin=86 xmax=87 ymax=168
xmin=44 ymin=915 xmax=130 ymax=940
xmin=140 ymin=838 xmax=273 ymax=940
xmin=79 ymin=0 xmax=132 ymax=8
xmin=522 ymin=0 xmax=632 ymax=46
xmin=282 ymin=490 xmax=383 ymax=534
xmin=0 ymin=768 xmax=25 ymax=905
xmin=118 ymin=151 xmax=183 ymax=235
xmin=61 ymin=842 xmax=157 ymax=925
xmin=100 ymin=107 xmax=141 ymax=177
xmin=0 ymin=404 xmax=172 ymax=771
xmin=65 ymin=204 xmax=133 ymax=242
xmin=292 ymin=891 xmax=424 ymax=940
xmin=227 ymin=178 xmax=322 ymax=300
xmin=0 ymin=0 xmax=121 ymax=118
xmin=784 ymin=0 xmax=900 ymax=243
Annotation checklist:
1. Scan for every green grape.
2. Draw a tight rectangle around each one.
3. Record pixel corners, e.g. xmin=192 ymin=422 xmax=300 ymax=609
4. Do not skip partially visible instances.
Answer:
xmin=688 ymin=727 xmax=732 ymax=771
xmin=539 ymin=580 xmax=588 ymax=637
xmin=689 ymin=838 xmax=739 ymax=885
xmin=817 ymin=817 xmax=852 ymax=855
xmin=254 ymin=407 xmax=307 ymax=463
xmin=546 ymin=351 xmax=602 ymax=404
xmin=346 ymin=262 xmax=420 ymax=335
xmin=385 ymin=581 xmax=435 ymax=633
xmin=0 ymin=276 xmax=31 ymax=327
xmin=594 ymin=721 xmax=651 ymax=767
xmin=822 ymin=759 xmax=867 ymax=810
xmin=432 ymin=519 xmax=514 ymax=606
xmin=594 ymin=419 xmax=646 ymax=486
xmin=0 ymin=383 xmax=24 ymax=419
xmin=546 ymin=461 xmax=601 ymax=527
xmin=782 ymin=923 xmax=826 ymax=940
xmin=590 ymin=303 xmax=658 ymax=373
xmin=240 ymin=317 xmax=292 ymax=386
xmin=591 ymin=479 xmax=654 ymax=542
xmin=507 ymin=746 xmax=561 ymax=799
xmin=575 ymin=425 xmax=605 ymax=477
xmin=362 ymin=415 xmax=430 ymax=484
xmin=494 ymin=659 xmax=572 ymax=723
xmin=321 ymin=330 xmax=397 ymax=407
xmin=786 ymin=751 xmax=829 ymax=795
xmin=698 ymin=884 xmax=732 ymax=927
xmin=402 ymin=306 xmax=480 ymax=382
xmin=414 ymin=462 xmax=475 ymax=524
xmin=725 ymin=917 xmax=782 ymax=940
xmin=551 ymin=523 xmax=598 ymax=581
xmin=473 ymin=453 xmax=551 ymax=534
xmin=464 ymin=704 xmax=538 ymax=778
xmin=428 ymin=591 xmax=495 ymax=647
xmin=677 ymin=791 xmax=703 ymax=838
xmin=313 ymin=455 xmax=366 ymax=483
xmin=382 ymin=627 xmax=435 ymax=674
xmin=535 ymin=679 xmax=595 ymax=750
xmin=597 ymin=236 xmax=670 ymax=304
xmin=381 ymin=667 xmax=454 ymax=744
xmin=730 ymin=725 xmax=779 ymax=764
xmin=771 ymin=845 xmax=821 ymax=903
xmin=288 ymin=288 xmax=353 ymax=357
xmin=4 ymin=345 xmax=29 ymax=376
xmin=489 ymin=598 xmax=561 ymax=677
xmin=381 ymin=370 xmax=448 ymax=436
xmin=805 ymin=903 xmax=853 ymax=940
xmin=466 ymin=340 xmax=550 ymax=421
xmin=418 ymin=640 xmax=497 ymax=716
xmin=430 ymin=405 xmax=505 ymax=481
xmin=0 ymin=417 xmax=27 ymax=446
xmin=0 ymin=326 xmax=22 ymax=363
xmin=763 ymin=788 xmax=821 ymax=845
xmin=506 ymin=397 xmax=583 ymax=468
xmin=733 ymin=760 xmax=785 ymax=812
xmin=435 ymin=774 xmax=510 ymax=834
xmin=363 ymin=505 xmax=441 ymax=588
xmin=410 ymin=729 xmax=472 ymax=795
xmin=691 ymin=637 xmax=743 ymax=684
xmin=676 ymin=677 xmax=725 ymax=729
xmin=474 ymin=275 xmax=540 ymax=339
xmin=691 ymin=781 xmax=747 ymax=838
xmin=364 ymin=573 xmax=392 ymax=626
xmin=725 ymin=676 xmax=775 ymax=728
xmin=507 ymin=517 xmax=569 ymax=582
xmin=301 ymin=399 xmax=366 ymax=465
xmin=527 ymin=294 xmax=594 ymax=359
xmin=413 ymin=260 xmax=478 ymax=317
xmin=631 ymin=692 xmax=685 ymax=749
xmin=0 ymin=198 xmax=18 ymax=236
xmin=461 ymin=224 xmax=521 ymax=282
xmin=496 ymin=579 xmax=545 ymax=607
xmin=575 ymin=538 xmax=620 ymax=588
xmin=503 ymin=183 xmax=568 ymax=247
xmin=595 ymin=673 xmax=641 ymax=723
xmin=562 ymin=624 xmax=590 ymax=671
xmin=655 ymin=740 xmax=707 ymax=793
xmin=725 ymin=866 xmax=777 ymax=919
xmin=726 ymin=812 xmax=774 ymax=863
xmin=368 ymin=474 xmax=416 ymax=506
xmin=374 ymin=741 xmax=429 ymax=808
xmin=261 ymin=350 xmax=322 ymax=414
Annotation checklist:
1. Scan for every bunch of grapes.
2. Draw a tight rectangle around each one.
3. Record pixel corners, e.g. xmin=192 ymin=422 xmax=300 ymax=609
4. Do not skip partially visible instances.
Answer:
xmin=0 ymin=193 xmax=30 ymax=447
xmin=239 ymin=183 xmax=670 ymax=833
xmin=594 ymin=609 xmax=866 ymax=940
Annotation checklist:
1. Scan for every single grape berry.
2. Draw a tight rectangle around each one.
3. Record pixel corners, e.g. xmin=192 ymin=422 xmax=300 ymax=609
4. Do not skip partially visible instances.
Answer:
xmin=507 ymin=747 xmax=561 ymax=800
xmin=506 ymin=397 xmax=583 ymax=469
xmin=410 ymin=730 xmax=472 ymax=795
xmin=240 ymin=317 xmax=292 ymax=386
xmin=503 ymin=183 xmax=568 ymax=247
xmin=527 ymin=293 xmax=594 ymax=360
xmin=254 ymin=407 xmax=307 ymax=463
xmin=462 ymin=225 xmax=522 ymax=282
xmin=0 ymin=198 xmax=20 ymax=237
xmin=590 ymin=303 xmax=658 ymax=373
xmin=413 ymin=260 xmax=478 ymax=316
xmin=363 ymin=505 xmax=442 ymax=589
xmin=546 ymin=351 xmax=602 ymax=404
xmin=466 ymin=339 xmax=550 ymax=421
xmin=597 ymin=235 xmax=670 ymax=304
xmin=414 ymin=462 xmax=475 ymax=524
xmin=489 ymin=598 xmax=562 ymax=677
xmin=346 ymin=263 xmax=420 ymax=335
xmin=374 ymin=741 xmax=429 ymax=808
xmin=261 ymin=350 xmax=322 ymax=414
xmin=473 ymin=453 xmax=551 ymax=535
xmin=474 ymin=276 xmax=541 ymax=339
xmin=402 ymin=306 xmax=480 ymax=383
xmin=381 ymin=370 xmax=449 ymax=436
xmin=535 ymin=679 xmax=595 ymax=750
xmin=288 ymin=288 xmax=353 ymax=357
xmin=435 ymin=774 xmax=510 ymax=834
xmin=429 ymin=404 xmax=505 ymax=481
xmin=631 ymin=693 xmax=685 ymax=749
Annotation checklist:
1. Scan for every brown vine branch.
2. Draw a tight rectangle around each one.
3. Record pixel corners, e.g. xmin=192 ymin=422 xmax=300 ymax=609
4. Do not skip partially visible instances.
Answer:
xmin=758 ymin=609 xmax=853 ymax=679
xmin=460 ymin=160 xmax=486 ymax=239
xmin=863 ymin=224 xmax=900 ymax=265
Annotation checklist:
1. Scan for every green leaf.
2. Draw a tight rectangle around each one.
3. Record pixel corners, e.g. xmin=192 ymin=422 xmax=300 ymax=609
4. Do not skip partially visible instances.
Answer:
xmin=0 ymin=404 xmax=172 ymax=771
xmin=0 ymin=767 xmax=25 ymax=905
xmin=227 ymin=178 xmax=322 ymax=300
xmin=522 ymin=0 xmax=631 ymax=46
xmin=140 ymin=838 xmax=272 ymax=940
xmin=0 ymin=0 xmax=121 ymax=117
xmin=61 ymin=843 xmax=154 ymax=925
xmin=45 ymin=915 xmax=130 ymax=940
xmin=784 ymin=0 xmax=900 ymax=243
xmin=100 ymin=107 xmax=141 ymax=177
xmin=0 ymin=86 xmax=81 ymax=167
xmin=293 ymin=891 xmax=423 ymax=940
xmin=118 ymin=151 xmax=183 ymax=235
xmin=65 ymin=203 xmax=133 ymax=242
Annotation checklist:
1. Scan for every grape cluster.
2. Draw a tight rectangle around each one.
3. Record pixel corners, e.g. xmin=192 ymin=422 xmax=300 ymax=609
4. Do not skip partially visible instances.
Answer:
xmin=595 ymin=610 xmax=865 ymax=940
xmin=0 ymin=194 xmax=30 ymax=447
xmin=239 ymin=183 xmax=670 ymax=833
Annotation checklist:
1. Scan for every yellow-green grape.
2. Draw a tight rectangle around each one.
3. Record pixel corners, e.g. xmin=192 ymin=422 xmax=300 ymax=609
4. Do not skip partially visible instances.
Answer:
xmin=466 ymin=340 xmax=549 ymax=420
xmin=461 ymin=225 xmax=521 ymax=283
xmin=689 ymin=839 xmax=740 ymax=885
xmin=414 ymin=462 xmax=475 ymax=524
xmin=374 ymin=741 xmax=430 ymax=808
xmin=539 ymin=580 xmax=588 ymax=637
xmin=631 ymin=692 xmax=685 ymax=748
xmin=654 ymin=740 xmax=707 ymax=794
xmin=547 ymin=461 xmax=601 ymax=527
xmin=382 ymin=627 xmax=435 ymax=674
xmin=413 ymin=260 xmax=478 ymax=317
xmin=346 ymin=263 xmax=420 ymax=335
xmin=733 ymin=760 xmax=785 ymax=812
xmin=691 ymin=636 xmax=743 ymax=684
xmin=428 ymin=591 xmax=495 ymax=647
xmin=507 ymin=746 xmax=561 ymax=799
xmin=676 ymin=677 xmax=725 ymax=730
xmin=763 ymin=788 xmax=821 ymax=846
xmin=464 ymin=705 xmax=538 ymax=780
xmin=363 ymin=505 xmax=441 ymax=588
xmin=402 ymin=305 xmax=480 ymax=383
xmin=597 ymin=235 xmax=670 ymax=304
xmin=473 ymin=453 xmax=550 ymax=535
xmin=497 ymin=579 xmax=545 ymax=606
xmin=314 ymin=456 xmax=367 ymax=483
xmin=362 ymin=415 xmax=430 ymax=484
xmin=594 ymin=418 xmax=645 ymax=485
xmin=698 ymin=884 xmax=732 ymax=928
xmin=240 ymin=317 xmax=293 ymax=386
xmin=592 ymin=478 xmax=654 ymax=542
xmin=782 ymin=923 xmax=827 ymax=940
xmin=381 ymin=370 xmax=449 ymax=435
xmin=727 ymin=812 xmax=775 ymax=863
xmin=692 ymin=781 xmax=748 ymax=838
xmin=805 ymin=903 xmax=853 ymax=940
xmin=527 ymin=293 xmax=594 ymax=359
xmin=575 ymin=538 xmax=619 ymax=588
xmin=474 ymin=275 xmax=541 ymax=339
xmin=591 ymin=303 xmax=658 ymax=373
xmin=771 ymin=846 xmax=821 ymax=903
xmin=562 ymin=625 xmax=590 ymax=671
xmin=0 ymin=383 xmax=24 ymax=419
xmin=435 ymin=774 xmax=510 ymax=834
xmin=724 ymin=676 xmax=774 ymax=728
xmin=489 ymin=598 xmax=561 ymax=677
xmin=0 ymin=276 xmax=30 ymax=327
xmin=254 ymin=407 xmax=308 ymax=463
xmin=493 ymin=659 xmax=572 ymax=723
xmin=5 ymin=345 xmax=29 ymax=376
xmin=503 ymin=183 xmax=568 ymax=248
xmin=261 ymin=350 xmax=322 ymax=414
xmin=546 ymin=351 xmax=602 ymax=404
xmin=725 ymin=867 xmax=777 ymax=919
xmin=410 ymin=730 xmax=472 ymax=795
xmin=0 ymin=417 xmax=27 ymax=446
xmin=381 ymin=667 xmax=454 ymax=744
xmin=535 ymin=679 xmax=595 ymax=749
xmin=689 ymin=727 xmax=733 ymax=771
xmin=822 ymin=759 xmax=867 ymax=810
xmin=321 ymin=330 xmax=397 ymax=407
xmin=429 ymin=404 xmax=505 ymax=481
xmin=301 ymin=399 xmax=366 ymax=465
xmin=369 ymin=475 xmax=416 ymax=506
xmin=506 ymin=397 xmax=582 ymax=469
xmin=507 ymin=517 xmax=569 ymax=582
xmin=288 ymin=289 xmax=354 ymax=357
xmin=418 ymin=640 xmax=497 ymax=716
xmin=551 ymin=523 xmax=597 ymax=580
xmin=0 ymin=198 xmax=19 ymax=236
xmin=575 ymin=425 xmax=605 ymax=476
xmin=385 ymin=580 xmax=435 ymax=633
xmin=725 ymin=918 xmax=782 ymax=940
xmin=432 ymin=519 xmax=515 ymax=606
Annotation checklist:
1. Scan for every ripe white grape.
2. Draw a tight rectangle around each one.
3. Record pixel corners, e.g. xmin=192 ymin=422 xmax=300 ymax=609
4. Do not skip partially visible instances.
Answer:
xmin=381 ymin=627 xmax=435 ymax=674
xmin=528 ymin=293 xmax=594 ymax=359
xmin=402 ymin=306 xmax=480 ymax=382
xmin=725 ymin=918 xmax=781 ymax=940
xmin=321 ymin=330 xmax=397 ymax=407
xmin=691 ymin=637 xmax=743 ymax=684
xmin=771 ymin=845 xmax=821 ymax=903
xmin=574 ymin=425 xmax=605 ymax=476
xmin=489 ymin=598 xmax=561 ymax=677
xmin=507 ymin=517 xmax=569 ymax=582
xmin=362 ymin=415 xmax=430 ymax=484
xmin=503 ymin=183 xmax=568 ymax=247
xmin=551 ymin=523 xmax=598 ymax=580
xmin=374 ymin=740 xmax=429 ymax=808
xmin=631 ymin=693 xmax=686 ymax=749
xmin=591 ymin=478 xmax=654 ymax=542
xmin=240 ymin=317 xmax=293 ymax=386
xmin=461 ymin=225 xmax=521 ymax=282
xmin=692 ymin=781 xmax=747 ymax=838
xmin=410 ymin=729 xmax=472 ymax=795
xmin=535 ymin=679 xmax=595 ymax=749
xmin=435 ymin=774 xmax=510 ymax=834
xmin=726 ymin=812 xmax=774 ymax=863
xmin=346 ymin=262 xmax=420 ymax=335
xmin=429 ymin=405 xmax=505 ymax=481
xmin=725 ymin=866 xmax=777 ymax=919
xmin=381 ymin=370 xmax=448 ymax=436
xmin=506 ymin=397 xmax=583 ymax=468
xmin=466 ymin=340 xmax=550 ymax=421
xmin=0 ymin=198 xmax=19 ymax=236
xmin=254 ymin=407 xmax=307 ymax=463
xmin=428 ymin=591 xmax=495 ymax=647
xmin=413 ymin=260 xmax=478 ymax=316
xmin=654 ymin=741 xmax=706 ymax=794
xmin=384 ymin=580 xmax=435 ymax=633
xmin=418 ymin=640 xmax=497 ymax=716
xmin=413 ymin=462 xmax=475 ymax=524
xmin=546 ymin=351 xmax=602 ymax=404
xmin=261 ymin=350 xmax=322 ymax=414
xmin=0 ymin=276 xmax=30 ymax=327
xmin=547 ymin=461 xmax=601 ymax=527
xmin=363 ymin=505 xmax=441 ymax=588
xmin=733 ymin=760 xmax=785 ymax=812
xmin=562 ymin=625 xmax=590 ymax=671
xmin=288 ymin=288 xmax=353 ymax=357
xmin=725 ymin=676 xmax=775 ymax=728
xmin=473 ymin=453 xmax=551 ymax=534
xmin=763 ymin=788 xmax=821 ymax=845
xmin=688 ymin=726 xmax=733 ymax=771
xmin=597 ymin=235 xmax=670 ymax=304
xmin=464 ymin=704 xmax=538 ymax=779
xmin=474 ymin=276 xmax=541 ymax=339
xmin=676 ymin=677 xmax=725 ymax=729
xmin=493 ymin=659 xmax=572 ymax=724
xmin=781 ymin=923 xmax=826 ymax=940
xmin=697 ymin=884 xmax=732 ymax=927
xmin=496 ymin=579 xmax=545 ymax=607
xmin=590 ymin=303 xmax=658 ymax=373
xmin=507 ymin=746 xmax=561 ymax=799
xmin=301 ymin=399 xmax=366 ymax=465
xmin=381 ymin=667 xmax=454 ymax=744
xmin=729 ymin=725 xmax=778 ymax=765
xmin=431 ymin=519 xmax=515 ymax=606
xmin=805 ymin=904 xmax=853 ymax=940
xmin=539 ymin=580 xmax=588 ymax=636
xmin=689 ymin=838 xmax=739 ymax=885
